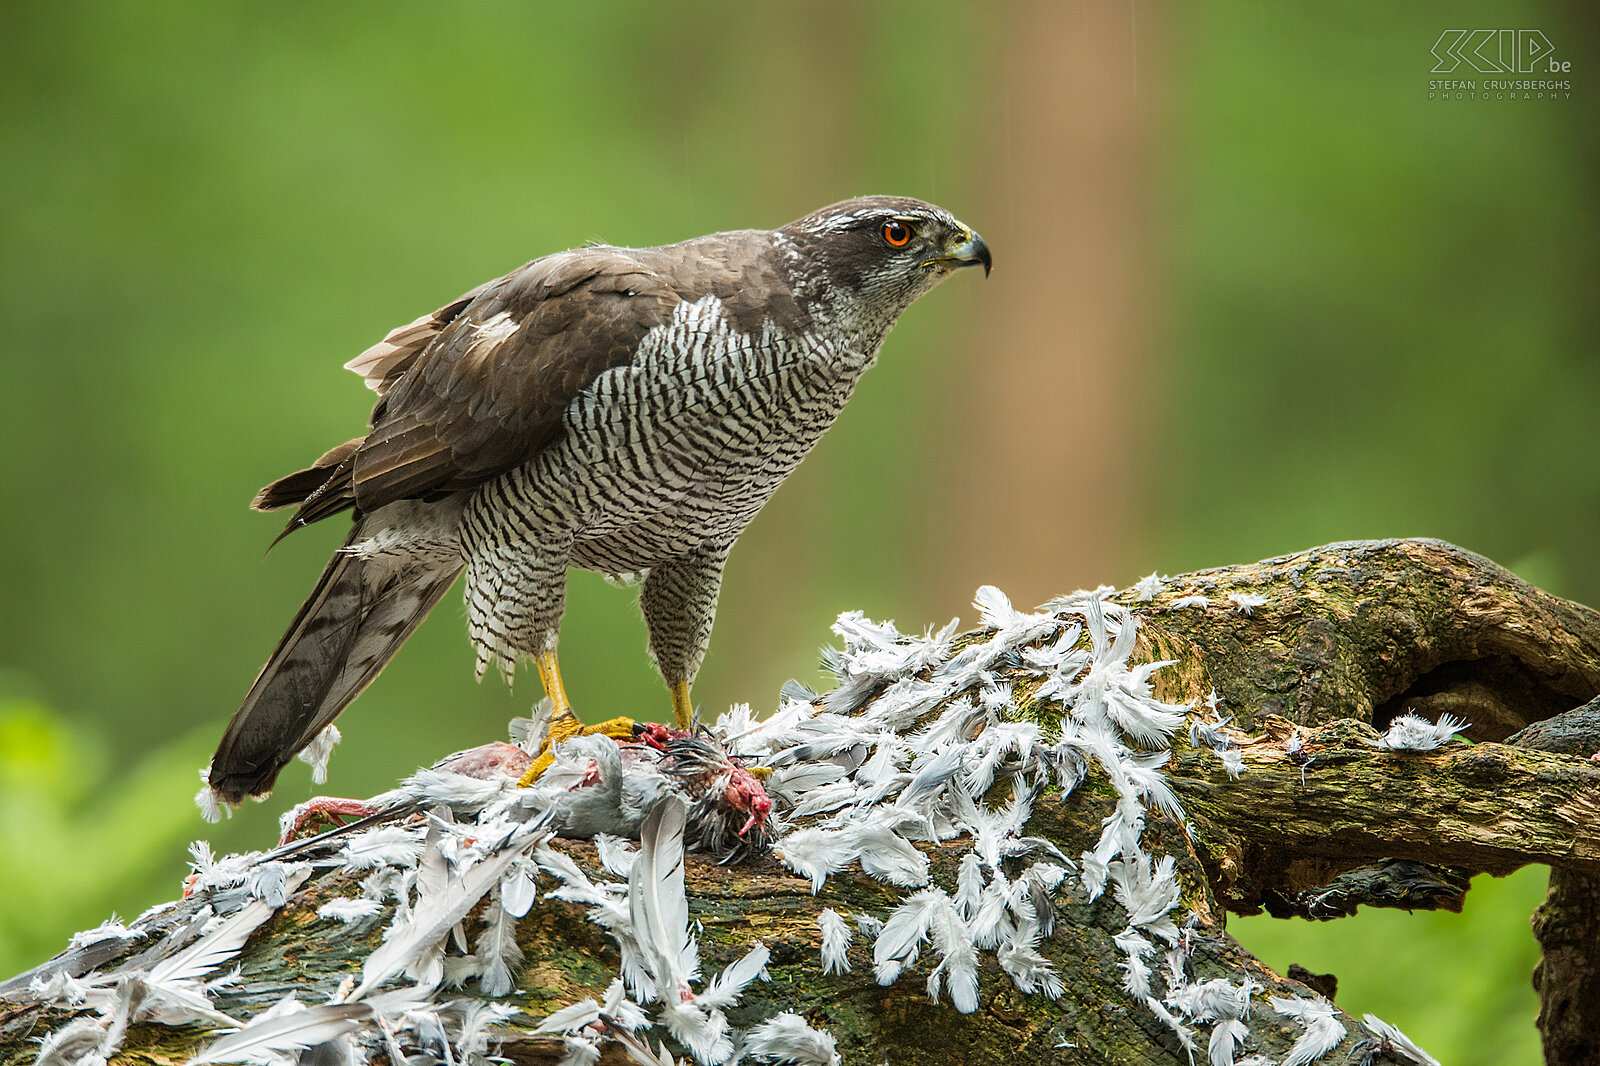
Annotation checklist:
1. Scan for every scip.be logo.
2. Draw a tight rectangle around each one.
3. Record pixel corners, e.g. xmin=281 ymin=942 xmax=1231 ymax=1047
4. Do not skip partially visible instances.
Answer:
xmin=1430 ymin=30 xmax=1570 ymax=74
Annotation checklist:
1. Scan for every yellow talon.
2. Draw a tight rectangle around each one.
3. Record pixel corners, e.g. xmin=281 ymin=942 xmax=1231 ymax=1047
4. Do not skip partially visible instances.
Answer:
xmin=515 ymin=649 xmax=641 ymax=787
xmin=516 ymin=750 xmax=555 ymax=788
xmin=586 ymin=716 xmax=643 ymax=740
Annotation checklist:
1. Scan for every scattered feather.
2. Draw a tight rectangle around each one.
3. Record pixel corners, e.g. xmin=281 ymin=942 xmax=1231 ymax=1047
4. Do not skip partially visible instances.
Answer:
xmin=338 ymin=827 xmax=424 ymax=870
xmin=67 ymin=920 xmax=140 ymax=953
xmin=317 ymin=898 xmax=382 ymax=924
xmin=872 ymin=889 xmax=945 ymax=985
xmin=995 ymin=921 xmax=1062 ymax=999
xmin=954 ymin=854 xmax=985 ymax=920
xmin=1217 ymin=748 xmax=1245 ymax=778
xmin=1208 ymin=1017 xmax=1252 ymax=1066
xmin=559 ymin=1035 xmax=602 ymax=1066
xmin=501 ymin=856 xmax=540 ymax=918
xmin=744 ymin=1012 xmax=841 ymax=1066
xmin=1358 ymin=1014 xmax=1440 ymax=1066
xmin=1272 ymin=996 xmax=1347 ymax=1066
xmin=195 ymin=777 xmax=227 ymax=824
xmin=353 ymin=823 xmax=547 ymax=999
xmin=190 ymin=997 xmax=371 ymax=1065
xmin=1227 ymin=592 xmax=1268 ymax=615
xmin=595 ymin=834 xmax=639 ymax=878
xmin=1375 ymin=712 xmax=1469 ymax=752
xmin=536 ymin=998 xmax=603 ymax=1035
xmin=817 ymin=909 xmax=852 ymax=975
xmin=296 ymin=725 xmax=342 ymax=784
xmin=1131 ymin=572 xmax=1164 ymax=602
xmin=153 ymin=885 xmax=303 ymax=992
xmin=698 ymin=945 xmax=769 ymax=1010
xmin=473 ymin=890 xmax=525 ymax=996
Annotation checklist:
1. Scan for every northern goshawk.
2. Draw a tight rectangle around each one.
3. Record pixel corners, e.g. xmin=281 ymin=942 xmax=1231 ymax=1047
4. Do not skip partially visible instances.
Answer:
xmin=208 ymin=196 xmax=990 ymax=804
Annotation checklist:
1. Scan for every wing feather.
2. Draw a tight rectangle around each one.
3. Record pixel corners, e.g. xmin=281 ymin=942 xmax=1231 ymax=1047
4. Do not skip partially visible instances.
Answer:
xmin=278 ymin=249 xmax=680 ymax=531
xmin=343 ymin=283 xmax=489 ymax=397
xmin=271 ymin=230 xmax=793 ymax=533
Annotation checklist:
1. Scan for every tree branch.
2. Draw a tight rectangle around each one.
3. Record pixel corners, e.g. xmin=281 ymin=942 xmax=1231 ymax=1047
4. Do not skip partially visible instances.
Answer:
xmin=4 ymin=538 xmax=1597 ymax=1066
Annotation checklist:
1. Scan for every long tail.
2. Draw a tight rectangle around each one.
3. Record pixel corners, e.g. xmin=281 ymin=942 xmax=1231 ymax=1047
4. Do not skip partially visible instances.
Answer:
xmin=208 ymin=533 xmax=462 ymax=803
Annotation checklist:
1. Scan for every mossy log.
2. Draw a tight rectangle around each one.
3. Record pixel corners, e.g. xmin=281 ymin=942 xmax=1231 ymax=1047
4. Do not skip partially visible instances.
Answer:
xmin=5 ymin=538 xmax=1599 ymax=1066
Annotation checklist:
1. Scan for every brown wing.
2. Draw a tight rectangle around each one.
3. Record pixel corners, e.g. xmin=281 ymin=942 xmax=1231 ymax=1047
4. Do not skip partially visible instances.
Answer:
xmin=343 ymin=282 xmax=492 ymax=397
xmin=283 ymin=248 xmax=682 ymax=528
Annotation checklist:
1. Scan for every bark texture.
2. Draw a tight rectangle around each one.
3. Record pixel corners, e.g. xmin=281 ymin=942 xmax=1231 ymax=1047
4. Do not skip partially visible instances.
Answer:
xmin=4 ymin=538 xmax=1598 ymax=1066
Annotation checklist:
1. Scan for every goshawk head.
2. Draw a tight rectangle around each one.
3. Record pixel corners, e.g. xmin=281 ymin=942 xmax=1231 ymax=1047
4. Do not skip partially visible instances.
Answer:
xmin=780 ymin=195 xmax=991 ymax=341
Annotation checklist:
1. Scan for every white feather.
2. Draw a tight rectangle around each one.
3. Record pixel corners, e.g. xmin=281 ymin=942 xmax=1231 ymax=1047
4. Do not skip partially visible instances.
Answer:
xmin=535 ymin=998 xmax=602 ymax=1035
xmin=1375 ymin=712 xmax=1469 ymax=752
xmin=787 ymin=782 xmax=860 ymax=818
xmin=769 ymin=762 xmax=845 ymax=798
xmin=954 ymin=854 xmax=985 ymax=920
xmin=608 ymin=1026 xmax=679 ymax=1066
xmin=1271 ymin=996 xmax=1348 ymax=1066
xmin=473 ymin=891 xmax=525 ymax=996
xmin=1208 ymin=1018 xmax=1251 ymax=1066
xmin=996 ymin=921 xmax=1062 ymax=999
xmin=295 ymin=724 xmax=341 ymax=784
xmin=660 ymin=1000 xmax=731 ymax=1065
xmin=1110 ymin=854 xmax=1181 ymax=940
xmin=924 ymin=901 xmax=978 ymax=1013
xmin=189 ymin=999 xmax=371 ymax=1064
xmin=817 ymin=909 xmax=852 ymax=975
xmin=629 ymin=797 xmax=696 ymax=996
xmin=872 ymin=889 xmax=946 ymax=985
xmin=1131 ymin=572 xmax=1164 ymax=601
xmin=500 ymin=856 xmax=540 ymax=918
xmin=969 ymin=875 xmax=1019 ymax=950
xmin=853 ymin=824 xmax=930 ymax=887
xmin=558 ymin=1036 xmax=602 ymax=1066
xmin=338 ymin=827 xmax=424 ymax=870
xmin=1227 ymin=591 xmax=1268 ymax=615
xmin=66 ymin=919 xmax=139 ymax=952
xmin=744 ymin=1012 xmax=841 ymax=1066
xmin=697 ymin=944 xmax=769 ymax=1009
xmin=353 ymin=825 xmax=545 ymax=999
xmin=1141 ymin=995 xmax=1197 ymax=1058
xmin=317 ymin=898 xmax=382 ymax=924
xmin=595 ymin=834 xmax=639 ymax=878
xmin=152 ymin=880 xmax=303 ymax=991
xmin=1360 ymin=1013 xmax=1440 ymax=1066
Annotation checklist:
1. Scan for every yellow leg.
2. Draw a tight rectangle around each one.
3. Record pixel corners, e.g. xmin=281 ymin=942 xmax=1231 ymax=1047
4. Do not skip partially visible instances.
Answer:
xmin=537 ymin=649 xmax=575 ymax=729
xmin=516 ymin=649 xmax=639 ymax=787
xmin=670 ymin=680 xmax=695 ymax=731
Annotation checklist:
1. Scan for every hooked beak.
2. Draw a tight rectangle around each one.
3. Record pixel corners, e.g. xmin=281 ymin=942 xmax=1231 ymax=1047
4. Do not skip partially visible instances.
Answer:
xmin=929 ymin=227 xmax=993 ymax=277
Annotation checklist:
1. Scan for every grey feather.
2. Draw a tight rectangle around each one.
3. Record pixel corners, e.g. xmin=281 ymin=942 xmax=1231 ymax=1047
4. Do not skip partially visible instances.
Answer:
xmin=628 ymin=797 xmax=694 ymax=991
xmin=352 ymin=824 xmax=546 ymax=999
xmin=188 ymin=1001 xmax=372 ymax=1065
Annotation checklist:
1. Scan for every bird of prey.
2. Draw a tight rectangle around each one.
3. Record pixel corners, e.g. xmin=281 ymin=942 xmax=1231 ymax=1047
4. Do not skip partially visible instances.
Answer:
xmin=207 ymin=195 xmax=991 ymax=805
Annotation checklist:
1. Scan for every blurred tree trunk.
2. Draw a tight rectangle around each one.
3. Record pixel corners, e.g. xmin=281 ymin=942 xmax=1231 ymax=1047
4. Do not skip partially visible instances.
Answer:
xmin=945 ymin=0 xmax=1159 ymax=606
xmin=4 ymin=540 xmax=1599 ymax=1066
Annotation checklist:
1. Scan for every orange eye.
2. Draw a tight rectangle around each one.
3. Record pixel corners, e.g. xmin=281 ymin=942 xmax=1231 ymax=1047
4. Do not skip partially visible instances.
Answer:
xmin=882 ymin=220 xmax=913 ymax=247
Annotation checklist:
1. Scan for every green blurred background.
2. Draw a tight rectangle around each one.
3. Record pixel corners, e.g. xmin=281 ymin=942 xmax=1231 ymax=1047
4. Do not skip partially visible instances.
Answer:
xmin=1 ymin=2 xmax=1594 ymax=1061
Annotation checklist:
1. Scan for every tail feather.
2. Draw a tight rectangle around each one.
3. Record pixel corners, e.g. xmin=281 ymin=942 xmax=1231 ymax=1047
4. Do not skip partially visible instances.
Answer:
xmin=209 ymin=534 xmax=461 ymax=803
xmin=253 ymin=438 xmax=363 ymax=513
xmin=254 ymin=439 xmax=364 ymax=549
